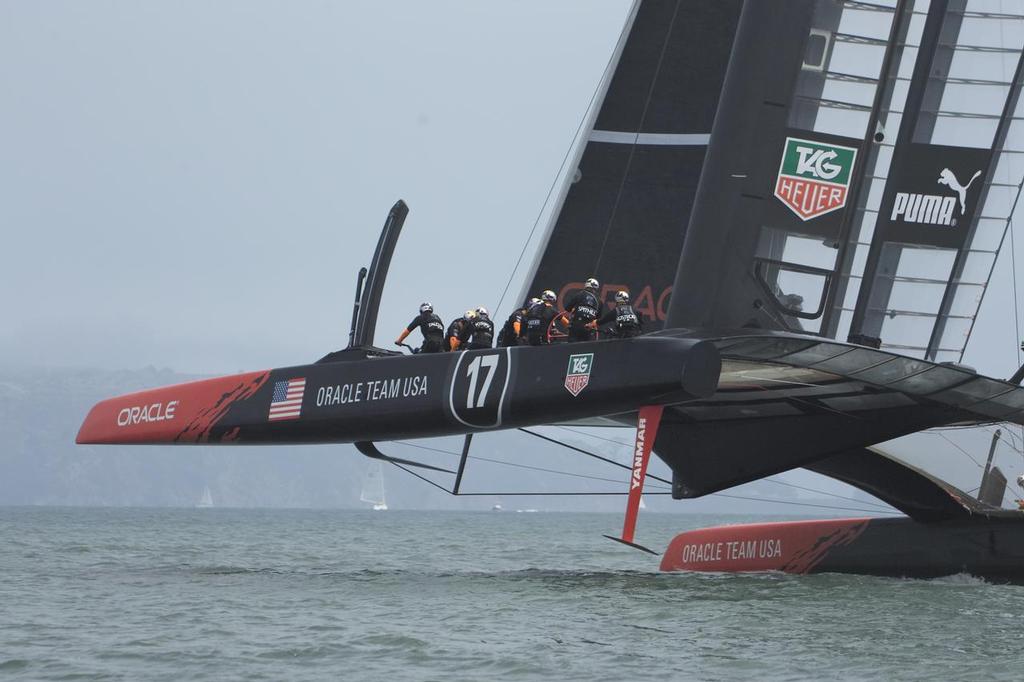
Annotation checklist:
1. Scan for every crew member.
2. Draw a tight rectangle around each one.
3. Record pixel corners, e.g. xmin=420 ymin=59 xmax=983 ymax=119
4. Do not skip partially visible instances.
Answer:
xmin=395 ymin=302 xmax=445 ymax=353
xmin=524 ymin=290 xmax=558 ymax=345
xmin=466 ymin=306 xmax=495 ymax=350
xmin=565 ymin=277 xmax=601 ymax=342
xmin=446 ymin=310 xmax=476 ymax=351
xmin=597 ymin=291 xmax=642 ymax=338
xmin=497 ymin=299 xmax=536 ymax=348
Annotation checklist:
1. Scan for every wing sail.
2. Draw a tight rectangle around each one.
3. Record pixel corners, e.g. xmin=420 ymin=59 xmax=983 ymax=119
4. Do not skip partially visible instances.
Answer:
xmin=519 ymin=0 xmax=742 ymax=328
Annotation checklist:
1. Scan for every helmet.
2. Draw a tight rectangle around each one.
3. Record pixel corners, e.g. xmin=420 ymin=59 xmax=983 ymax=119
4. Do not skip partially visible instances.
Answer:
xmin=419 ymin=302 xmax=433 ymax=314
xmin=1018 ymin=473 xmax=1024 ymax=490
xmin=541 ymin=290 xmax=556 ymax=303
xmin=475 ymin=306 xmax=488 ymax=318
xmin=464 ymin=309 xmax=477 ymax=320
xmin=614 ymin=290 xmax=629 ymax=304
xmin=585 ymin=277 xmax=600 ymax=290
xmin=528 ymin=297 xmax=541 ymax=306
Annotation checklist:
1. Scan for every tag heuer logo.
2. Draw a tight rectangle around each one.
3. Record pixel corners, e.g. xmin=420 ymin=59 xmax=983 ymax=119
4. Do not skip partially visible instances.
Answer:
xmin=564 ymin=353 xmax=594 ymax=397
xmin=774 ymin=137 xmax=858 ymax=221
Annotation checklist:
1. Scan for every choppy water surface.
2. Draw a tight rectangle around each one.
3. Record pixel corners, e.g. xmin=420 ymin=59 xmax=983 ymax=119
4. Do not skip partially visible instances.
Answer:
xmin=2 ymin=508 xmax=1023 ymax=681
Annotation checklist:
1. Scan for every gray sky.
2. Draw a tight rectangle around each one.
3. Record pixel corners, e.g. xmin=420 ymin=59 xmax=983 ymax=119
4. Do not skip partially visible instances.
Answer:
xmin=2 ymin=0 xmax=1022 ymax=381
xmin=1 ymin=0 xmax=629 ymax=373
xmin=6 ymin=1 xmax=1024 ymax=510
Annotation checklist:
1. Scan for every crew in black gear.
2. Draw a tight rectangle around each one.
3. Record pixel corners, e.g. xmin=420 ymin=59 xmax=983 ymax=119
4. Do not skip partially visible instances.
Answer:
xmin=446 ymin=310 xmax=476 ymax=351
xmin=524 ymin=291 xmax=558 ymax=345
xmin=598 ymin=291 xmax=642 ymax=338
xmin=565 ymin=277 xmax=601 ymax=342
xmin=466 ymin=307 xmax=495 ymax=350
xmin=395 ymin=302 xmax=445 ymax=353
xmin=497 ymin=299 xmax=535 ymax=348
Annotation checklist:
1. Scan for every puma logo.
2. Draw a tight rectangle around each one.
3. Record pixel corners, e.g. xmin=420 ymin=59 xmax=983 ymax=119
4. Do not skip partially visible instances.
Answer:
xmin=937 ymin=168 xmax=982 ymax=215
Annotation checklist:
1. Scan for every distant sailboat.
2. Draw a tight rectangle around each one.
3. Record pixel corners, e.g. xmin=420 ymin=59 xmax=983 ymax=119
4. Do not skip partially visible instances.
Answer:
xmin=360 ymin=461 xmax=388 ymax=511
xmin=196 ymin=485 xmax=214 ymax=508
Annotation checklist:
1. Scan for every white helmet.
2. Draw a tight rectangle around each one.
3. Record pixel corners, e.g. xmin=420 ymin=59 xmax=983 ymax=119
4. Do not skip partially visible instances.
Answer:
xmin=464 ymin=309 xmax=477 ymax=320
xmin=476 ymin=306 xmax=488 ymax=318
xmin=1017 ymin=473 xmax=1024 ymax=490
xmin=615 ymin=290 xmax=629 ymax=304
xmin=541 ymin=290 xmax=556 ymax=303
xmin=585 ymin=277 xmax=600 ymax=290
xmin=528 ymin=297 xmax=541 ymax=306
xmin=419 ymin=302 xmax=433 ymax=314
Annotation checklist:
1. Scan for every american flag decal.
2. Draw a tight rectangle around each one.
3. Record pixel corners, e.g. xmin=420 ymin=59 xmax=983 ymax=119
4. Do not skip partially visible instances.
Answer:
xmin=268 ymin=378 xmax=306 ymax=421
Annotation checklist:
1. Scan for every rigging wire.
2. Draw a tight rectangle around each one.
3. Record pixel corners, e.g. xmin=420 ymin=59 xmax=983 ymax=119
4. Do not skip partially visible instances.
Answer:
xmin=391 ymin=439 xmax=671 ymax=490
xmin=592 ymin=0 xmax=683 ymax=275
xmin=1012 ymin=218 xmax=1021 ymax=369
xmin=1010 ymin=215 xmax=1024 ymax=452
xmin=388 ymin=429 xmax=895 ymax=515
xmin=554 ymin=424 xmax=635 ymax=449
xmin=517 ymin=427 xmax=670 ymax=485
xmin=551 ymin=424 xmax=893 ymax=510
xmin=759 ymin=477 xmax=894 ymax=511
xmin=490 ymin=8 xmax=632 ymax=320
xmin=930 ymin=431 xmax=986 ymax=470
xmin=705 ymin=492 xmax=900 ymax=516
xmin=387 ymin=442 xmax=895 ymax=514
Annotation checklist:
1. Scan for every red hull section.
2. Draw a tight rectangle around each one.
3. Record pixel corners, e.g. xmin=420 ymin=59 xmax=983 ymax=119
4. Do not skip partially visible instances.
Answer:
xmin=659 ymin=518 xmax=870 ymax=574
xmin=76 ymin=371 xmax=270 ymax=444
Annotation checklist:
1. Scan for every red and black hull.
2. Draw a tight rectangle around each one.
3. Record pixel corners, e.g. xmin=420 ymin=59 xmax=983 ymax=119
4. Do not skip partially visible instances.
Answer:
xmin=660 ymin=516 xmax=1024 ymax=583
xmin=76 ymin=336 xmax=719 ymax=445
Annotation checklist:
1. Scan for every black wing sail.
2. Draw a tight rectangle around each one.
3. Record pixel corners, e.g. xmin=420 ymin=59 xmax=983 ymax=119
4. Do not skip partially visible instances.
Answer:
xmin=519 ymin=0 xmax=742 ymax=329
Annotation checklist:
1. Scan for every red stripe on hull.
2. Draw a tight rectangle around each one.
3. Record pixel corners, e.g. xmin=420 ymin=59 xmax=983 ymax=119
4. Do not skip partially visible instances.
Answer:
xmin=76 ymin=371 xmax=270 ymax=444
xmin=659 ymin=518 xmax=871 ymax=574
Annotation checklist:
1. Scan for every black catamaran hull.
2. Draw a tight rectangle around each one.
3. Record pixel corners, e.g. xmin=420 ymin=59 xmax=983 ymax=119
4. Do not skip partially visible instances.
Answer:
xmin=76 ymin=336 xmax=720 ymax=445
xmin=660 ymin=516 xmax=1024 ymax=584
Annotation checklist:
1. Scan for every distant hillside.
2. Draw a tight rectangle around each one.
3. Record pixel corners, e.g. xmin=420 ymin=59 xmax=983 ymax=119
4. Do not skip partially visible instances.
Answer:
xmin=0 ymin=366 xmax=887 ymax=515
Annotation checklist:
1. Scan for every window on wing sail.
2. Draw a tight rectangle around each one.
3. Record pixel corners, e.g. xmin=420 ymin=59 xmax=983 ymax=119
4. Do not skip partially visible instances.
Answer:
xmin=752 ymin=227 xmax=837 ymax=333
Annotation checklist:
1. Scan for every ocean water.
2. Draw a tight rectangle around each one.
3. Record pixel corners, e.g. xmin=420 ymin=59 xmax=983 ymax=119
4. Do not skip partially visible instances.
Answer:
xmin=2 ymin=508 xmax=1023 ymax=681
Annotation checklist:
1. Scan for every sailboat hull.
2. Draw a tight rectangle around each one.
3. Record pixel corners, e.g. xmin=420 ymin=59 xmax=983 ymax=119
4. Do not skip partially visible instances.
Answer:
xmin=75 ymin=337 xmax=719 ymax=445
xmin=660 ymin=516 xmax=1024 ymax=583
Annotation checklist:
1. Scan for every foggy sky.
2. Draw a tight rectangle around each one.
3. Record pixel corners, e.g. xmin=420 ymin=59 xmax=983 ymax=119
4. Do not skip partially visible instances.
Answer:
xmin=2 ymin=1 xmax=1022 ymax=377
xmin=1 ymin=1 xmax=630 ymax=374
